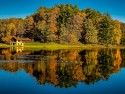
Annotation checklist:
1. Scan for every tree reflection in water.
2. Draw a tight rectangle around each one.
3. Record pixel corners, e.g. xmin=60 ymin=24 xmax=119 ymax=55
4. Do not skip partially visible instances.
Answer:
xmin=0 ymin=48 xmax=124 ymax=88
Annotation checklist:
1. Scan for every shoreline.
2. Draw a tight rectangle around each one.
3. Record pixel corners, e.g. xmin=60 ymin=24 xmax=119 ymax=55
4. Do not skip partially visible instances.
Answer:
xmin=0 ymin=43 xmax=125 ymax=49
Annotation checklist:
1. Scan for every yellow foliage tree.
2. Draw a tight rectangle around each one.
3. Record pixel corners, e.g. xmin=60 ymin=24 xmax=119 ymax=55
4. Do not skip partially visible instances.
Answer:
xmin=112 ymin=20 xmax=122 ymax=45
xmin=7 ymin=23 xmax=16 ymax=36
xmin=2 ymin=23 xmax=16 ymax=43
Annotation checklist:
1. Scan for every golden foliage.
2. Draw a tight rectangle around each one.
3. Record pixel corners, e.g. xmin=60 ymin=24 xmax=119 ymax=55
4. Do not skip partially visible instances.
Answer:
xmin=112 ymin=20 xmax=122 ymax=45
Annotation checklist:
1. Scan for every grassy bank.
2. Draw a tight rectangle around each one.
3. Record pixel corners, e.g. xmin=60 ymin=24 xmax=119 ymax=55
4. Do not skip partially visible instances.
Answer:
xmin=0 ymin=43 xmax=10 ymax=48
xmin=24 ymin=42 xmax=113 ymax=50
xmin=0 ymin=42 xmax=125 ymax=50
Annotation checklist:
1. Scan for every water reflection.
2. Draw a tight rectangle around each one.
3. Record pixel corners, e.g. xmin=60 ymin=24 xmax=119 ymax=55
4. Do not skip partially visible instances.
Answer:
xmin=0 ymin=48 xmax=124 ymax=88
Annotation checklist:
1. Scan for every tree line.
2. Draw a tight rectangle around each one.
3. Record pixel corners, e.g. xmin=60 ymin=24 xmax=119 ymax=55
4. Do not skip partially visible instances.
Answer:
xmin=0 ymin=4 xmax=125 ymax=45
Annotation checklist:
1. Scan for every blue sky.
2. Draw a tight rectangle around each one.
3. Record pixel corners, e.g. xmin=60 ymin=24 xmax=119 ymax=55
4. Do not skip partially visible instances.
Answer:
xmin=0 ymin=0 xmax=125 ymax=22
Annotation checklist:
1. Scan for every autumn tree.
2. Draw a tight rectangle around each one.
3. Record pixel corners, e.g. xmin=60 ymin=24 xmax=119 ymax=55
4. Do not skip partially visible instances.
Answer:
xmin=1 ymin=23 xmax=16 ymax=43
xmin=99 ymin=14 xmax=114 ymax=45
xmin=24 ymin=16 xmax=35 ymax=39
xmin=57 ymin=4 xmax=79 ymax=43
xmin=120 ymin=22 xmax=125 ymax=45
xmin=84 ymin=19 xmax=98 ymax=44
xmin=112 ymin=20 xmax=122 ymax=45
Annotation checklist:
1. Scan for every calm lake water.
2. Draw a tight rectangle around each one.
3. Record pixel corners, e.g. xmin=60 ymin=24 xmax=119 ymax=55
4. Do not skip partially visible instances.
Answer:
xmin=0 ymin=47 xmax=125 ymax=94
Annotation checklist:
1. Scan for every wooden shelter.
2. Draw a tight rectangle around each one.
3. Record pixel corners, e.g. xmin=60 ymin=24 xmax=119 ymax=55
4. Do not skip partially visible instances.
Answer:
xmin=10 ymin=36 xmax=32 ymax=46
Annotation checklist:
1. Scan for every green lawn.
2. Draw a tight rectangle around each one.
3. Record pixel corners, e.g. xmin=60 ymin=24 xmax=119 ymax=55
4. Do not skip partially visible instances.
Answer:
xmin=0 ymin=43 xmax=10 ymax=47
xmin=24 ymin=42 xmax=105 ymax=49
xmin=0 ymin=42 xmax=125 ymax=50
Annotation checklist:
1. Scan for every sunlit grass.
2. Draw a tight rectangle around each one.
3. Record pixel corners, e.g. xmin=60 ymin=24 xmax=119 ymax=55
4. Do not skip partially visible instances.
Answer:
xmin=0 ymin=43 xmax=9 ymax=48
xmin=0 ymin=42 xmax=125 ymax=50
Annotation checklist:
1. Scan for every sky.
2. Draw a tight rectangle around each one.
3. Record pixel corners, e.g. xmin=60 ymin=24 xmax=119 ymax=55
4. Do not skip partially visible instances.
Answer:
xmin=0 ymin=0 xmax=125 ymax=22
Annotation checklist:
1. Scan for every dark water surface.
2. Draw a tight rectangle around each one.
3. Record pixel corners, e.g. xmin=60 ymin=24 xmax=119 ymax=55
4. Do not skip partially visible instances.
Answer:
xmin=0 ymin=47 xmax=125 ymax=94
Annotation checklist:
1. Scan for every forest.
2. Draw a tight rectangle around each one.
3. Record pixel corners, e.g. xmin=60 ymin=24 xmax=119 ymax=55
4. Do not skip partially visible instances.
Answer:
xmin=0 ymin=4 xmax=125 ymax=45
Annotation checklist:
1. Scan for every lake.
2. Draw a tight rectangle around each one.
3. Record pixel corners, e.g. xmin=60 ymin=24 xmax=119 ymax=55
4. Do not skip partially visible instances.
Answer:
xmin=0 ymin=47 xmax=125 ymax=94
